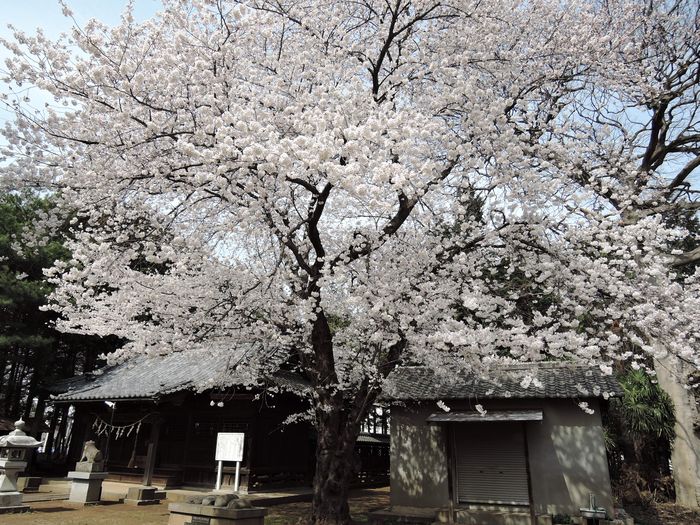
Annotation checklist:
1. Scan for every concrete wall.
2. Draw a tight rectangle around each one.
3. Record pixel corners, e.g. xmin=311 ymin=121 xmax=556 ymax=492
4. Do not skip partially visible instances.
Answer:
xmin=390 ymin=398 xmax=614 ymax=519
xmin=390 ymin=405 xmax=450 ymax=507
xmin=526 ymin=398 xmax=614 ymax=517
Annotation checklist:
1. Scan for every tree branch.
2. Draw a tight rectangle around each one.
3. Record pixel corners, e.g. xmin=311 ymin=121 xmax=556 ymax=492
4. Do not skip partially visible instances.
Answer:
xmin=330 ymin=158 xmax=459 ymax=268
xmin=672 ymin=246 xmax=700 ymax=268
xmin=667 ymin=156 xmax=700 ymax=191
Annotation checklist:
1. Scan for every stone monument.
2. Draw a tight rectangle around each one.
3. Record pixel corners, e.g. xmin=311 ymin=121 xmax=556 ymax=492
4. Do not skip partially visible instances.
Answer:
xmin=67 ymin=440 xmax=109 ymax=505
xmin=168 ymin=493 xmax=266 ymax=525
xmin=0 ymin=419 xmax=43 ymax=514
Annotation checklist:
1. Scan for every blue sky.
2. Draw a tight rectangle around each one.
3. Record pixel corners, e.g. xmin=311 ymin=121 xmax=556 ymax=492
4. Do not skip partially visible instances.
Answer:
xmin=1 ymin=1 xmax=161 ymax=38
xmin=0 ymin=1 xmax=161 ymax=127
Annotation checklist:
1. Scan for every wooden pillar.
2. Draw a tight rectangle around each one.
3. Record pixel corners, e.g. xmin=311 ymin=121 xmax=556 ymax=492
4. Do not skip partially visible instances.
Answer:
xmin=143 ymin=416 xmax=162 ymax=487
xmin=180 ymin=411 xmax=193 ymax=486
xmin=249 ymin=414 xmax=261 ymax=488
xmin=182 ymin=411 xmax=193 ymax=465
xmin=103 ymin=403 xmax=116 ymax=464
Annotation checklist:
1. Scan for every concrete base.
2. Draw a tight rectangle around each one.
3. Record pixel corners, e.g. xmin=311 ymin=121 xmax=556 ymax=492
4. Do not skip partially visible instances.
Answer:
xmin=67 ymin=471 xmax=108 ymax=505
xmin=0 ymin=490 xmax=22 ymax=506
xmin=368 ymin=507 xmax=436 ymax=524
xmin=17 ymin=476 xmax=41 ymax=492
xmin=0 ymin=490 xmax=28 ymax=513
xmin=0 ymin=505 xmax=29 ymax=514
xmin=168 ymin=502 xmax=267 ymax=525
xmin=369 ymin=507 xmax=630 ymax=525
xmin=124 ymin=486 xmax=161 ymax=506
xmin=453 ymin=508 xmax=531 ymax=525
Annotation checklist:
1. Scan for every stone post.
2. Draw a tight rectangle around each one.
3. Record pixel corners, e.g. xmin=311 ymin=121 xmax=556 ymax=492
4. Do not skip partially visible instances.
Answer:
xmin=124 ymin=416 xmax=162 ymax=506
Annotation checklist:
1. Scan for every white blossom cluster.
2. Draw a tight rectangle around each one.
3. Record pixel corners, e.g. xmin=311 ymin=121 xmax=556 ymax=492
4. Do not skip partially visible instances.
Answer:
xmin=0 ymin=0 xmax=698 ymax=400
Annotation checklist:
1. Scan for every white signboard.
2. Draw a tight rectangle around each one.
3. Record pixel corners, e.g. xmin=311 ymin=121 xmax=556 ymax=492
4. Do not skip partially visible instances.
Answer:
xmin=215 ymin=432 xmax=245 ymax=462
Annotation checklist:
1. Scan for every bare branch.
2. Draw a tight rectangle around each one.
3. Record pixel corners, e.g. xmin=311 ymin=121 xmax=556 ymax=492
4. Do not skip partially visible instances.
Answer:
xmin=672 ymin=246 xmax=700 ymax=268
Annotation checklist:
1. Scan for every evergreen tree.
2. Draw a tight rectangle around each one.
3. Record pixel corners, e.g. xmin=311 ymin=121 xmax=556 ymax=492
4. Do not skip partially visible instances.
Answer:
xmin=0 ymin=194 xmax=65 ymax=420
xmin=0 ymin=194 xmax=114 ymax=430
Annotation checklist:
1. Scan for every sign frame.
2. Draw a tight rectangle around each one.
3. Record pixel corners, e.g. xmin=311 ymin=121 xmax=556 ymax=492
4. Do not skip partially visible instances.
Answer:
xmin=215 ymin=432 xmax=245 ymax=462
xmin=214 ymin=432 xmax=245 ymax=491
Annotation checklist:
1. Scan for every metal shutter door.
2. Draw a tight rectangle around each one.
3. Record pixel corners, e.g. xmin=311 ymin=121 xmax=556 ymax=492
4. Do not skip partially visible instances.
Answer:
xmin=454 ymin=422 xmax=530 ymax=505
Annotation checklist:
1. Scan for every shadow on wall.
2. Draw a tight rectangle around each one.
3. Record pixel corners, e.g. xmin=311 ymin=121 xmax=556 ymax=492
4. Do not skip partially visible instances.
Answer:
xmin=552 ymin=426 xmax=610 ymax=509
xmin=530 ymin=404 xmax=613 ymax=516
xmin=391 ymin=409 xmax=448 ymax=507
xmin=390 ymin=402 xmax=613 ymax=516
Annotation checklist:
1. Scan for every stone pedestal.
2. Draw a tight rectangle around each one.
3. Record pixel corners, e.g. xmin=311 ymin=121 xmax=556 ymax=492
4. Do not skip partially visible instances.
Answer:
xmin=67 ymin=471 xmax=109 ymax=505
xmin=0 ymin=459 xmax=26 ymax=493
xmin=0 ymin=459 xmax=30 ymax=514
xmin=168 ymin=502 xmax=267 ymax=525
xmin=17 ymin=476 xmax=41 ymax=493
xmin=0 ymin=490 xmax=28 ymax=514
xmin=124 ymin=485 xmax=161 ymax=506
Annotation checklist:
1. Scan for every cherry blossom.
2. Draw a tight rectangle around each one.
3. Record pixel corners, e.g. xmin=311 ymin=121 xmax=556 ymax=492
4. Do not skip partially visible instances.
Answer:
xmin=1 ymin=1 xmax=698 ymax=523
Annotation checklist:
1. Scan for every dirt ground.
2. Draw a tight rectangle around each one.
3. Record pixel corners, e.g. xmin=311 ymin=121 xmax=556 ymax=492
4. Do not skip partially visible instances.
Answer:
xmin=1 ymin=501 xmax=171 ymax=525
xmin=9 ymin=490 xmax=700 ymax=525
xmin=1 ymin=487 xmax=390 ymax=525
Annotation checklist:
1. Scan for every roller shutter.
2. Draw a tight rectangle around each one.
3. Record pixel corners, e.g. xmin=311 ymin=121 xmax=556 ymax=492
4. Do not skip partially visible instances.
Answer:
xmin=453 ymin=422 xmax=530 ymax=505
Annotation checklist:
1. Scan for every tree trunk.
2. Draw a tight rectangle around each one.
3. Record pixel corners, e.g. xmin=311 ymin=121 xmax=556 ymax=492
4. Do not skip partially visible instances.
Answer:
xmin=303 ymin=297 xmax=406 ymax=525
xmin=45 ymin=407 xmax=59 ymax=457
xmin=311 ymin=407 xmax=363 ymax=525
xmin=655 ymin=355 xmax=700 ymax=508
xmin=54 ymin=405 xmax=69 ymax=458
xmin=23 ymin=366 xmax=41 ymax=420
xmin=0 ymin=349 xmax=8 ymax=405
xmin=307 ymin=311 xmax=382 ymax=524
xmin=11 ymin=363 xmax=28 ymax=418
xmin=31 ymin=390 xmax=48 ymax=437
xmin=5 ymin=359 xmax=18 ymax=415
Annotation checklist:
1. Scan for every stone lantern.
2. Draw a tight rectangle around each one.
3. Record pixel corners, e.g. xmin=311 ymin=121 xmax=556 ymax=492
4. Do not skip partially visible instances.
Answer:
xmin=0 ymin=419 xmax=43 ymax=514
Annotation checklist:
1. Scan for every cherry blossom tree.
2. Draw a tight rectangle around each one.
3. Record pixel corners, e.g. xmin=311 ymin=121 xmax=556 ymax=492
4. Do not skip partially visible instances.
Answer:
xmin=1 ymin=0 xmax=699 ymax=522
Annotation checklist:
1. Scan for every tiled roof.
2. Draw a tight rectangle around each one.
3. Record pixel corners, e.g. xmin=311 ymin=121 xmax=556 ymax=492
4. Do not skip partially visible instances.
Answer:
xmin=426 ymin=409 xmax=543 ymax=422
xmin=50 ymin=349 xmax=308 ymax=402
xmin=357 ymin=433 xmax=390 ymax=444
xmin=51 ymin=351 xmax=621 ymax=404
xmin=383 ymin=363 xmax=622 ymax=401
